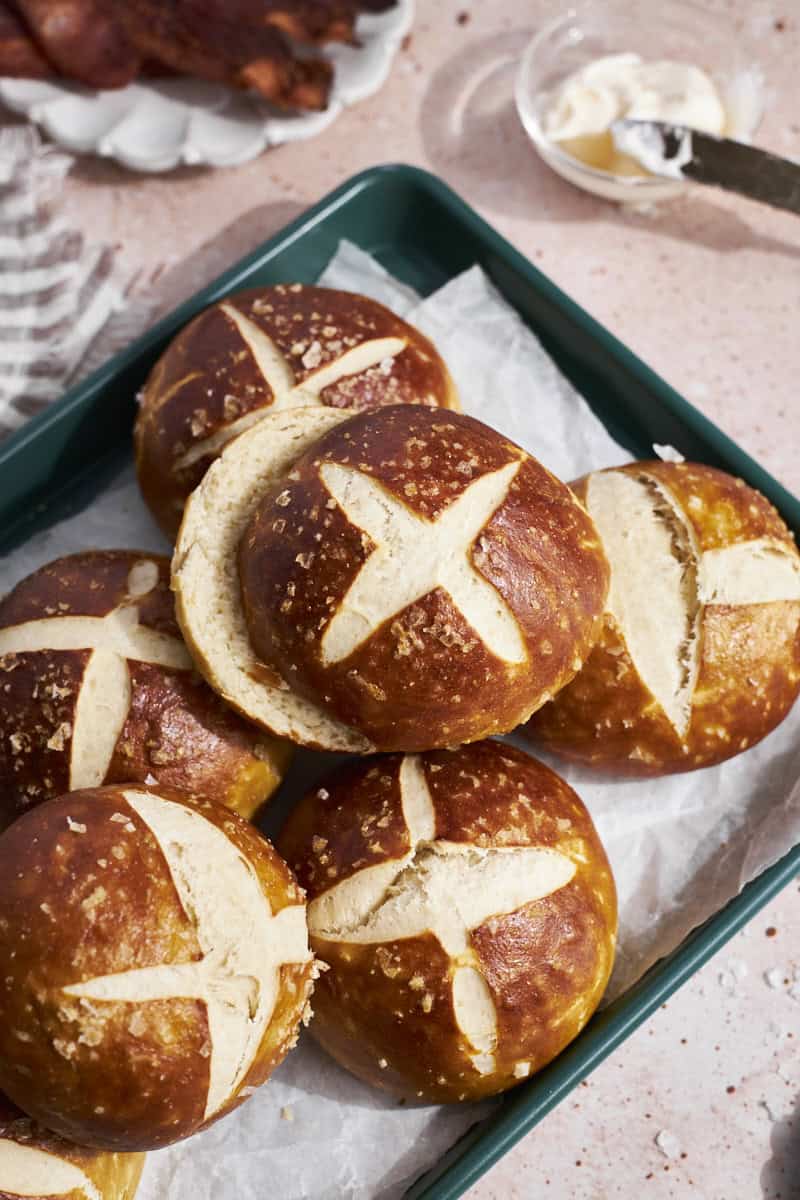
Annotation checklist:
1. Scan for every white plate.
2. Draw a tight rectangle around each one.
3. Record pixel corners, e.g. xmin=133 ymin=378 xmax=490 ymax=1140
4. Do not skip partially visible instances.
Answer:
xmin=0 ymin=2 xmax=412 ymax=173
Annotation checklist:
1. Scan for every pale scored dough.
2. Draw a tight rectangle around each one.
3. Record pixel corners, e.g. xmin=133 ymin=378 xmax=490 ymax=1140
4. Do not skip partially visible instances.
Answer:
xmin=0 ymin=1139 xmax=101 ymax=1200
xmin=318 ymin=461 xmax=527 ymax=666
xmin=308 ymin=756 xmax=576 ymax=1075
xmin=586 ymin=471 xmax=800 ymax=735
xmin=0 ymin=562 xmax=190 ymax=789
xmin=62 ymin=790 xmax=310 ymax=1119
xmin=175 ymin=301 xmax=409 ymax=470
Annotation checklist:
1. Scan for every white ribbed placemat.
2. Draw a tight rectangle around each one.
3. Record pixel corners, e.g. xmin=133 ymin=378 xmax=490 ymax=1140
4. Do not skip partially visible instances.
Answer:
xmin=0 ymin=126 xmax=148 ymax=440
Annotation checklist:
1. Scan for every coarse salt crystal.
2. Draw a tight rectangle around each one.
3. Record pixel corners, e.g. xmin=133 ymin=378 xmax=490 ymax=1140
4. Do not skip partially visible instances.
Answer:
xmin=718 ymin=959 xmax=748 ymax=991
xmin=653 ymin=443 xmax=685 ymax=463
xmin=655 ymin=1129 xmax=681 ymax=1159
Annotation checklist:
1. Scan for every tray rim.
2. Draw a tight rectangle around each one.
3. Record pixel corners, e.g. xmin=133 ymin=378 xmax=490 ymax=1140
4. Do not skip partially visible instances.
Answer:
xmin=3 ymin=163 xmax=797 ymax=524
xmin=1 ymin=162 xmax=798 ymax=1200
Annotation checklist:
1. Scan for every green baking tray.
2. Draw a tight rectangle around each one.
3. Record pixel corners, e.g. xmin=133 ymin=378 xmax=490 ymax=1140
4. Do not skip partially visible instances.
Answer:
xmin=1 ymin=164 xmax=798 ymax=1198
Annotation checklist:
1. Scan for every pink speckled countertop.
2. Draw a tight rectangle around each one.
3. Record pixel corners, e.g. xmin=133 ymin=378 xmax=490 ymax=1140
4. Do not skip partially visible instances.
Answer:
xmin=16 ymin=0 xmax=800 ymax=1195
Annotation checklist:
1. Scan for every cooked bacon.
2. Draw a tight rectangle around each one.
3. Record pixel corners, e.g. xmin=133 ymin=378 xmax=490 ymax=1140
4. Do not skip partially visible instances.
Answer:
xmin=2 ymin=0 xmax=398 ymax=106
xmin=264 ymin=1 xmax=378 ymax=45
xmin=13 ymin=0 xmax=140 ymax=88
xmin=0 ymin=1 xmax=51 ymax=77
xmin=112 ymin=0 xmax=334 ymax=108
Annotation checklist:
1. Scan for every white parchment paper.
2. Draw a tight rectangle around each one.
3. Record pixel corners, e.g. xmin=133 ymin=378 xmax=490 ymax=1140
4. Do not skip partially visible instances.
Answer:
xmin=3 ymin=241 xmax=799 ymax=1199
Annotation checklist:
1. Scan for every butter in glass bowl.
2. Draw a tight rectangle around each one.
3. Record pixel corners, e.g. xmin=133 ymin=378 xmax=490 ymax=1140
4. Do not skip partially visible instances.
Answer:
xmin=515 ymin=1 xmax=764 ymax=204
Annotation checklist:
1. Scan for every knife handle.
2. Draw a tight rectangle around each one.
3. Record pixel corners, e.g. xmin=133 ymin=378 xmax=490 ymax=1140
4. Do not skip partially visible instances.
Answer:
xmin=683 ymin=131 xmax=800 ymax=216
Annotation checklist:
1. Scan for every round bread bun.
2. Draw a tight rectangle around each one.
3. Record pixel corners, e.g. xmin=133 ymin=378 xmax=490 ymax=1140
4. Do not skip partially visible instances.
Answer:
xmin=278 ymin=739 xmax=617 ymax=1103
xmin=524 ymin=460 xmax=800 ymax=774
xmin=0 ymin=551 xmax=291 ymax=830
xmin=174 ymin=404 xmax=609 ymax=752
xmin=0 ymin=785 xmax=314 ymax=1151
xmin=135 ymin=284 xmax=460 ymax=538
xmin=236 ymin=404 xmax=610 ymax=750
xmin=0 ymin=1091 xmax=144 ymax=1200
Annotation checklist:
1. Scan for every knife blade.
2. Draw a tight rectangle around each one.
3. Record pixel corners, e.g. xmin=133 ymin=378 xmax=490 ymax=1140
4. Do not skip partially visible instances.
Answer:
xmin=611 ymin=119 xmax=800 ymax=215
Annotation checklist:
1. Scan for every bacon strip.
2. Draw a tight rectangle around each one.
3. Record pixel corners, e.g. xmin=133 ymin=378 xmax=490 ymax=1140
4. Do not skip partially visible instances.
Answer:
xmin=112 ymin=0 xmax=334 ymax=109
xmin=2 ymin=0 xmax=398 ymax=107
xmin=13 ymin=0 xmax=140 ymax=88
xmin=0 ymin=1 xmax=51 ymax=77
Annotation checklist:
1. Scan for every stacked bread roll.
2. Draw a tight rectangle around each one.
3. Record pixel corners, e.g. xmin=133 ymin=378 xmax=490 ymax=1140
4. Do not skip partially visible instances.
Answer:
xmin=0 ymin=550 xmax=290 ymax=829
xmin=172 ymin=402 xmax=609 ymax=751
xmin=135 ymin=285 xmax=459 ymax=538
xmin=524 ymin=461 xmax=800 ymax=772
xmin=280 ymin=741 xmax=616 ymax=1102
xmin=0 ymin=786 xmax=314 ymax=1153
xmin=2 ymin=281 xmax=798 ymax=1191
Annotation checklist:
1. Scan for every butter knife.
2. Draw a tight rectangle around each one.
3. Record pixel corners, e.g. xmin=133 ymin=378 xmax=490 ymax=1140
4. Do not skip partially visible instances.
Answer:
xmin=611 ymin=119 xmax=800 ymax=215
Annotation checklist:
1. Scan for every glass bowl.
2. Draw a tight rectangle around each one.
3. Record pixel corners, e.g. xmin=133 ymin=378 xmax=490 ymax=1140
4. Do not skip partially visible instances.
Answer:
xmin=515 ymin=0 xmax=764 ymax=204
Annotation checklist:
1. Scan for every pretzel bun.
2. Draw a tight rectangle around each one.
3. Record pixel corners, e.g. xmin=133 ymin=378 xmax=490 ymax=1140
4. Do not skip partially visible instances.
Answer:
xmin=0 ymin=551 xmax=291 ymax=831
xmin=135 ymin=285 xmax=459 ymax=538
xmin=525 ymin=461 xmax=800 ymax=774
xmin=0 ymin=1092 xmax=144 ymax=1200
xmin=279 ymin=740 xmax=616 ymax=1102
xmin=174 ymin=405 xmax=609 ymax=752
xmin=238 ymin=405 xmax=609 ymax=749
xmin=0 ymin=785 xmax=314 ymax=1150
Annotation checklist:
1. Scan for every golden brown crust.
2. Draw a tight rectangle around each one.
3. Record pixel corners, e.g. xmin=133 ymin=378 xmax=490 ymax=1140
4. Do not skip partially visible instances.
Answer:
xmin=108 ymin=660 xmax=294 ymax=818
xmin=0 ymin=788 xmax=210 ymax=1149
xmin=627 ymin=460 xmax=795 ymax=552
xmin=0 ymin=1091 xmax=144 ymax=1199
xmin=0 ymin=549 xmax=171 ymax=626
xmin=278 ymin=757 xmax=410 ymax=893
xmin=279 ymin=740 xmax=617 ymax=1102
xmin=134 ymin=285 xmax=460 ymax=539
xmin=239 ymin=406 xmax=609 ymax=751
xmin=526 ymin=462 xmax=800 ymax=774
xmin=0 ymin=785 xmax=313 ymax=1151
xmin=0 ymin=551 xmax=291 ymax=829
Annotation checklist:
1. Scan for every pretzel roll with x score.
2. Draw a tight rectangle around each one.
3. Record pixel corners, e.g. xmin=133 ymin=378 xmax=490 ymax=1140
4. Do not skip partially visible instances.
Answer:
xmin=525 ymin=461 xmax=800 ymax=773
xmin=0 ymin=784 xmax=314 ymax=1150
xmin=279 ymin=740 xmax=617 ymax=1102
xmin=174 ymin=404 xmax=610 ymax=752
xmin=239 ymin=405 xmax=610 ymax=749
xmin=135 ymin=284 xmax=459 ymax=537
xmin=0 ymin=551 xmax=291 ymax=831
xmin=0 ymin=1091 xmax=144 ymax=1200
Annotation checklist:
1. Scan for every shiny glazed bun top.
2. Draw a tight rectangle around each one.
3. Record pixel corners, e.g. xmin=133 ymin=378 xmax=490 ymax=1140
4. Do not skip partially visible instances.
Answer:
xmin=237 ymin=405 xmax=610 ymax=751
xmin=135 ymin=284 xmax=459 ymax=537
xmin=526 ymin=460 xmax=800 ymax=774
xmin=279 ymin=739 xmax=617 ymax=1103
xmin=0 ymin=785 xmax=313 ymax=1151
xmin=0 ymin=551 xmax=290 ymax=829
